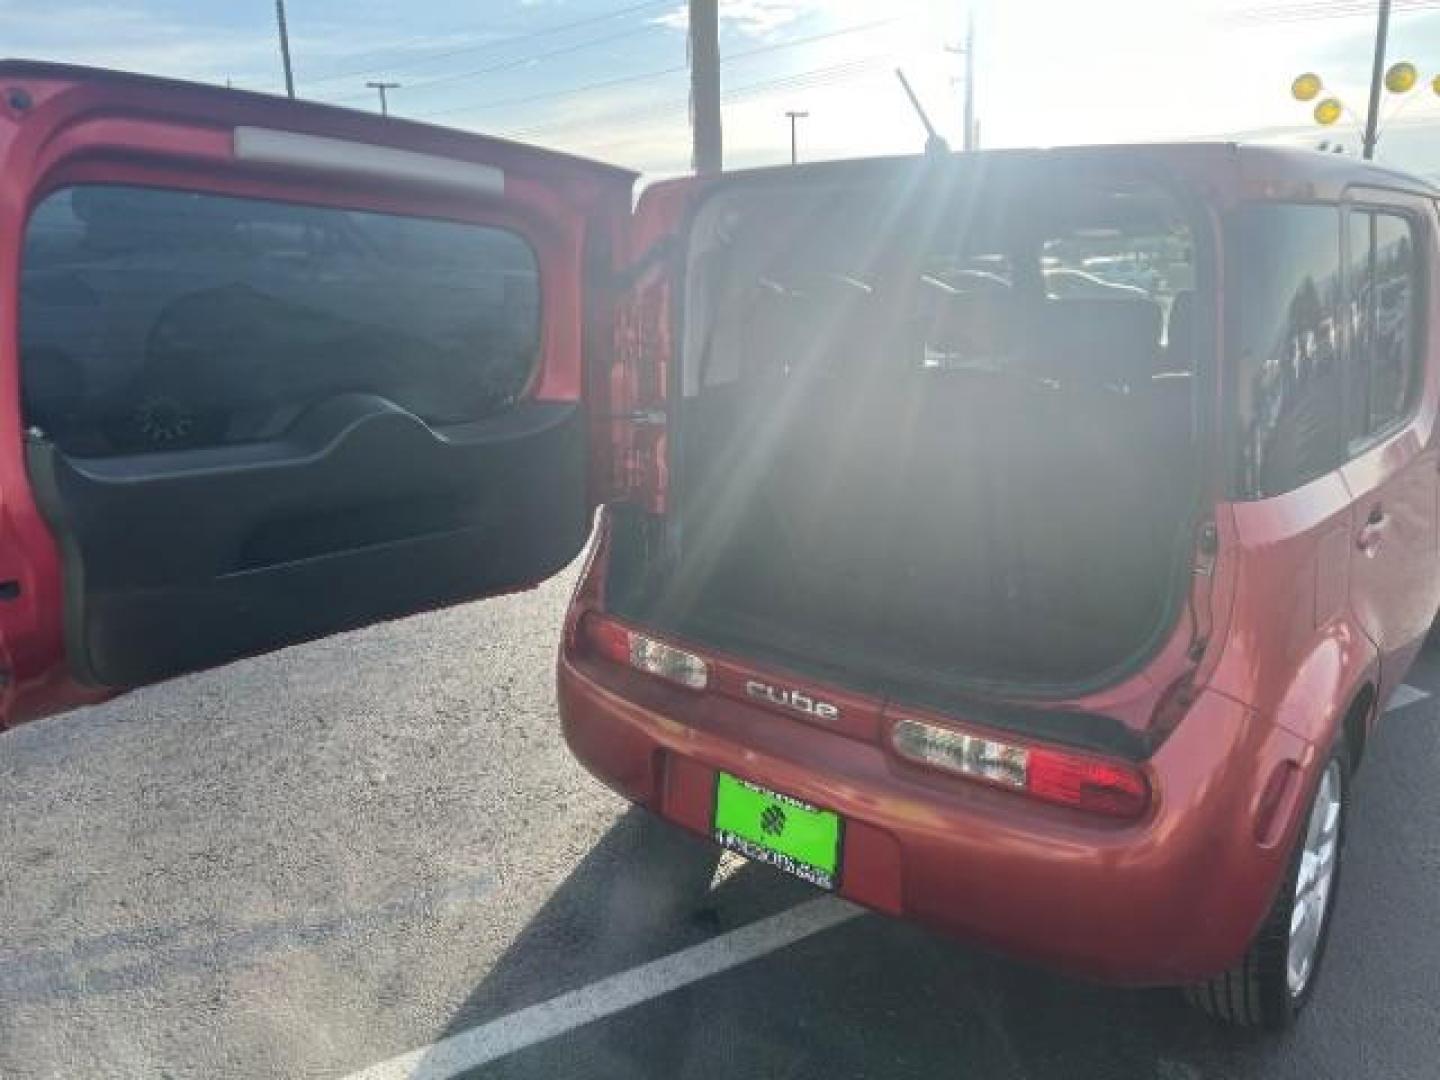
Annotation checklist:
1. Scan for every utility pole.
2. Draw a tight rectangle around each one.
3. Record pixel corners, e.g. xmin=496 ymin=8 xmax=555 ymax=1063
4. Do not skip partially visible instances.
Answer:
xmin=366 ymin=81 xmax=400 ymax=117
xmin=690 ymin=0 xmax=722 ymax=175
xmin=274 ymin=0 xmax=295 ymax=99
xmin=946 ymin=10 xmax=976 ymax=151
xmin=1362 ymin=0 xmax=1392 ymax=159
xmin=785 ymin=110 xmax=809 ymax=164
xmin=962 ymin=10 xmax=975 ymax=152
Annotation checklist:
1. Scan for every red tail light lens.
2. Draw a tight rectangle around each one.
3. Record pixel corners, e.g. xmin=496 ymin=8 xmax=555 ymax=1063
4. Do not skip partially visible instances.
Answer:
xmin=578 ymin=613 xmax=709 ymax=690
xmin=1027 ymin=749 xmax=1150 ymax=819
xmin=890 ymin=717 xmax=1150 ymax=820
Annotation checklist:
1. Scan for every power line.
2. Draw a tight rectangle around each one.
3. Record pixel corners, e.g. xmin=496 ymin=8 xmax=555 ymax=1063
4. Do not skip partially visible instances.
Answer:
xmin=497 ymin=56 xmax=885 ymax=142
xmin=415 ymin=16 xmax=898 ymax=121
xmin=1223 ymin=0 xmax=1391 ymax=17
xmin=297 ymin=0 xmax=675 ymax=87
xmin=321 ymin=22 xmax=663 ymax=105
xmin=1221 ymin=0 xmax=1440 ymax=23
xmin=419 ymin=59 xmax=687 ymax=119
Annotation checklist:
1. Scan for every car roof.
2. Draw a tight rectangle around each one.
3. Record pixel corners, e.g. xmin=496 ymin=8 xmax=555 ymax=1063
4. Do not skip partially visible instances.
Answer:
xmin=690 ymin=142 xmax=1437 ymax=204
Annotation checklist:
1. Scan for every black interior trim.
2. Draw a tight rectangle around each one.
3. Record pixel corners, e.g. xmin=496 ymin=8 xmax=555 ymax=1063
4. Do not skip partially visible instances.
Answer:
xmin=603 ymin=508 xmax=1151 ymax=762
xmin=27 ymin=395 xmax=588 ymax=687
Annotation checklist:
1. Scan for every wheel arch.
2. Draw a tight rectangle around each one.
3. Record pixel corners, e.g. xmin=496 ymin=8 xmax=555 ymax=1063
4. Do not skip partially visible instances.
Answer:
xmin=1263 ymin=621 xmax=1380 ymax=753
xmin=1342 ymin=680 xmax=1377 ymax=773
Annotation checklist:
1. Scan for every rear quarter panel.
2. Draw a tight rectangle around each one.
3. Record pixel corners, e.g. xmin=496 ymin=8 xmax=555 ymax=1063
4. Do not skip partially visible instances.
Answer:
xmin=1211 ymin=481 xmax=1377 ymax=750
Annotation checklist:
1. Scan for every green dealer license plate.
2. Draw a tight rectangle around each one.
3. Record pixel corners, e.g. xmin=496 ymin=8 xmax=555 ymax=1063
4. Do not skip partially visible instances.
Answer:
xmin=713 ymin=772 xmax=843 ymax=890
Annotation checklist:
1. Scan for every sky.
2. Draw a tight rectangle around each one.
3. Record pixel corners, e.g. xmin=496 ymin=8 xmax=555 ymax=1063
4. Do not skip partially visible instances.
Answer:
xmin=8 ymin=0 xmax=1440 ymax=180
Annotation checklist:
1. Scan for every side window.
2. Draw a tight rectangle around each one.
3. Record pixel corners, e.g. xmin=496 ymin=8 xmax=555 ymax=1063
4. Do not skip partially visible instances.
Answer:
xmin=1232 ymin=203 xmax=1345 ymax=498
xmin=1345 ymin=208 xmax=1420 ymax=445
xmin=21 ymin=185 xmax=541 ymax=457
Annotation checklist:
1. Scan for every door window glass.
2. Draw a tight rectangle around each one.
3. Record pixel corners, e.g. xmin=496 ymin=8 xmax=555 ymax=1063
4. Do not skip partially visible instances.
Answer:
xmin=1232 ymin=203 xmax=1345 ymax=498
xmin=1345 ymin=209 xmax=1419 ymax=444
xmin=21 ymin=185 xmax=540 ymax=456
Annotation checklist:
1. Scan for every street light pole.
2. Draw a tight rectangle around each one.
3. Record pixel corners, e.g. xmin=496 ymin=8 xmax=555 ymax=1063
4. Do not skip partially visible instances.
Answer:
xmin=785 ymin=110 xmax=809 ymax=164
xmin=1362 ymin=0 xmax=1392 ymax=159
xmin=274 ymin=0 xmax=295 ymax=99
xmin=366 ymin=81 xmax=400 ymax=117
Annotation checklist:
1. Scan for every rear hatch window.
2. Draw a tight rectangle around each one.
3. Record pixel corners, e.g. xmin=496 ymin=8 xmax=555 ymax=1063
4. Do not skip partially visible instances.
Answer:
xmin=22 ymin=185 xmax=539 ymax=455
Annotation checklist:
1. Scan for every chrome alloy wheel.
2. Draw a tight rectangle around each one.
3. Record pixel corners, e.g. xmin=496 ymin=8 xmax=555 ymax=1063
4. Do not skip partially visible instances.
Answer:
xmin=1286 ymin=758 xmax=1343 ymax=997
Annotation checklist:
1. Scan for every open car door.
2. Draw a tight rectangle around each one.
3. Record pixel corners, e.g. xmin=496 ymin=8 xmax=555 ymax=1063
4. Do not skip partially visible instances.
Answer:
xmin=0 ymin=62 xmax=635 ymax=727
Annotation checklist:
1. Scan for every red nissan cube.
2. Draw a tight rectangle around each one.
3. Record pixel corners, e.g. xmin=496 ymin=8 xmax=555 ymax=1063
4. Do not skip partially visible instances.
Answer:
xmin=557 ymin=147 xmax=1440 ymax=1029
xmin=0 ymin=62 xmax=1434 ymax=1032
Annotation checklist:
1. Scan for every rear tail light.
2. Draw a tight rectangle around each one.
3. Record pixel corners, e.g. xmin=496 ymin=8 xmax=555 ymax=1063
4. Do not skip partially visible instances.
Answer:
xmin=579 ymin=613 xmax=709 ymax=690
xmin=890 ymin=717 xmax=1149 ymax=820
xmin=1026 ymin=750 xmax=1150 ymax=819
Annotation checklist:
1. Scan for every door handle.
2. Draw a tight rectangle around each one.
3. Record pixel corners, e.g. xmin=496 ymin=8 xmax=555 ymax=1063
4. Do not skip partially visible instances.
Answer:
xmin=1357 ymin=505 xmax=1388 ymax=553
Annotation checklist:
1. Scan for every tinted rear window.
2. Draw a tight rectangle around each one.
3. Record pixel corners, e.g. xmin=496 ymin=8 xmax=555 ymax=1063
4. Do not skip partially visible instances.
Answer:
xmin=21 ymin=185 xmax=540 ymax=456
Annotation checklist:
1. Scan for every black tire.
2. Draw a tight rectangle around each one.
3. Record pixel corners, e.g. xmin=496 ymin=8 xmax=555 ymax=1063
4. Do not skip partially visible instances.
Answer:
xmin=1185 ymin=742 xmax=1348 ymax=1030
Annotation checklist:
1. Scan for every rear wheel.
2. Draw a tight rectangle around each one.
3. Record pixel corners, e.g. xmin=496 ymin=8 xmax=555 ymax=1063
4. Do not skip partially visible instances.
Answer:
xmin=1186 ymin=746 xmax=1347 ymax=1029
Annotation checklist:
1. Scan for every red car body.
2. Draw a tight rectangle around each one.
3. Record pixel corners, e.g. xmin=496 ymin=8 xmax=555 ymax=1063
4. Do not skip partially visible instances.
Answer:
xmin=0 ymin=63 xmax=1434 ymax=1002
xmin=557 ymin=149 xmax=1440 ymax=987
xmin=0 ymin=61 xmax=632 ymax=723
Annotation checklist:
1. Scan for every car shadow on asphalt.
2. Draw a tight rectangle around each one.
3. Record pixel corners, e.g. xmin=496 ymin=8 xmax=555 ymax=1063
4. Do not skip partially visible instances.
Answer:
xmin=425 ymin=806 xmax=1325 ymax=1080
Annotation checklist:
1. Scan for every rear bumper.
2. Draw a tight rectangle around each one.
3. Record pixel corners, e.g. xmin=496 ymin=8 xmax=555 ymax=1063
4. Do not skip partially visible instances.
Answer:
xmin=558 ymin=648 xmax=1313 ymax=986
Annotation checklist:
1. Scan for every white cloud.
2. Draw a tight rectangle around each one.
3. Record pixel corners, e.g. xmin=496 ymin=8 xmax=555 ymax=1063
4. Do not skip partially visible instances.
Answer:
xmin=0 ymin=2 xmax=491 ymax=96
xmin=654 ymin=0 xmax=822 ymax=39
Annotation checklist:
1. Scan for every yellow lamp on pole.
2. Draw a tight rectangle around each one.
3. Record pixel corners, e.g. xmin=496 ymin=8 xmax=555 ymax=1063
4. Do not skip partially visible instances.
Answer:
xmin=1385 ymin=61 xmax=1418 ymax=94
xmin=1293 ymin=63 xmax=1438 ymax=149
xmin=1292 ymin=72 xmax=1323 ymax=101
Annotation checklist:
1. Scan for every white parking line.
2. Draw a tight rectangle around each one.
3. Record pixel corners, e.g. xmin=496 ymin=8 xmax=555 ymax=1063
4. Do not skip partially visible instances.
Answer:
xmin=1386 ymin=684 xmax=1431 ymax=713
xmin=340 ymin=895 xmax=862 ymax=1080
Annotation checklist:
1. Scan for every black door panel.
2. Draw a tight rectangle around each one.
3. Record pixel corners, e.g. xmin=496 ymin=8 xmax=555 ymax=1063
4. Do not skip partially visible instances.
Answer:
xmin=0 ymin=64 xmax=640 ymax=727
xmin=28 ymin=396 xmax=587 ymax=686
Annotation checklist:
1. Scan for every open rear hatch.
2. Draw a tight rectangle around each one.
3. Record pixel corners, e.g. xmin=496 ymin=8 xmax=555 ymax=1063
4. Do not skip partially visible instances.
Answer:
xmin=605 ymin=155 xmax=1210 ymax=723
xmin=0 ymin=62 xmax=633 ymax=724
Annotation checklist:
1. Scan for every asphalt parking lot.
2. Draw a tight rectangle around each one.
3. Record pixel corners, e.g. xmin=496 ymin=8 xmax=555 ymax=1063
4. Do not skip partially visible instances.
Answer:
xmin=4 ymin=561 xmax=1440 ymax=1079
